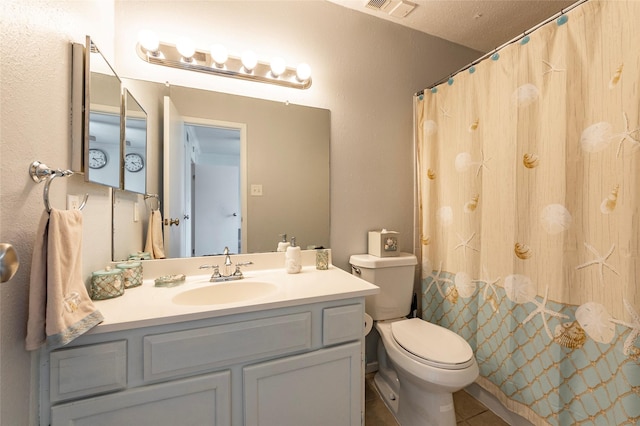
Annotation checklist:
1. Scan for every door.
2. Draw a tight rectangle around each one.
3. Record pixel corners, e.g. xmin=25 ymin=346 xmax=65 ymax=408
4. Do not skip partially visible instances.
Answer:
xmin=243 ymin=342 xmax=362 ymax=426
xmin=163 ymin=96 xmax=186 ymax=258
xmin=194 ymin=163 xmax=240 ymax=255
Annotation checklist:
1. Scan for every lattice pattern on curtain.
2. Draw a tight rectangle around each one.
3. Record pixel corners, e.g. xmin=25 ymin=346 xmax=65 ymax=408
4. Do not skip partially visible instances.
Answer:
xmin=416 ymin=1 xmax=639 ymax=425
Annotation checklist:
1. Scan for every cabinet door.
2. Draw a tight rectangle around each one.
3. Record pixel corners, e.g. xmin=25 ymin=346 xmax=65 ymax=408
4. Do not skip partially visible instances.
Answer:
xmin=244 ymin=342 xmax=362 ymax=426
xmin=50 ymin=371 xmax=230 ymax=426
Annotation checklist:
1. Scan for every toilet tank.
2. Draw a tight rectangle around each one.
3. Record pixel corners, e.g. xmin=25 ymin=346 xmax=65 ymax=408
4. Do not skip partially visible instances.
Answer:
xmin=349 ymin=253 xmax=417 ymax=321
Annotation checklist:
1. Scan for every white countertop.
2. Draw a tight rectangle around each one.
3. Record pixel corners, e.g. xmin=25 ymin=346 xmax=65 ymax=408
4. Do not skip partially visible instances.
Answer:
xmin=89 ymin=262 xmax=379 ymax=334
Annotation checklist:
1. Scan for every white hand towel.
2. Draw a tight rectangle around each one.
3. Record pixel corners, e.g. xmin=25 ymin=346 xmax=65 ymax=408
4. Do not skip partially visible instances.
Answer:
xmin=144 ymin=209 xmax=166 ymax=259
xmin=26 ymin=209 xmax=103 ymax=351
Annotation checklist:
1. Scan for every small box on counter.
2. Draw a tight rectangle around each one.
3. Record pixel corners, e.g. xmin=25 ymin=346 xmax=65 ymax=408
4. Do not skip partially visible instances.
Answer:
xmin=368 ymin=229 xmax=399 ymax=257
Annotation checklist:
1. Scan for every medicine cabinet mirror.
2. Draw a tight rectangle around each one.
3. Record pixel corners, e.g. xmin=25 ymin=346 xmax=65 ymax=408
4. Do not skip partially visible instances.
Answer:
xmin=72 ymin=36 xmax=123 ymax=189
xmin=123 ymin=89 xmax=147 ymax=194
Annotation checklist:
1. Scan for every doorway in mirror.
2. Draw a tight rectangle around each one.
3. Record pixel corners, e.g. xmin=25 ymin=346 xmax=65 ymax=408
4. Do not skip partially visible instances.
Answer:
xmin=186 ymin=123 xmax=242 ymax=256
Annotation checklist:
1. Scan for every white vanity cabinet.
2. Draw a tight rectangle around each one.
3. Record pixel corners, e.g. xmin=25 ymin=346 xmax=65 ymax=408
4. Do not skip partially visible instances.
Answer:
xmin=39 ymin=299 xmax=365 ymax=426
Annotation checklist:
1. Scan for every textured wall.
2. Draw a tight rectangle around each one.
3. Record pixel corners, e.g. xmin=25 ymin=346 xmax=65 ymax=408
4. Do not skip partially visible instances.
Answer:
xmin=113 ymin=1 xmax=481 ymax=270
xmin=0 ymin=1 xmax=114 ymax=424
xmin=0 ymin=1 xmax=479 ymax=424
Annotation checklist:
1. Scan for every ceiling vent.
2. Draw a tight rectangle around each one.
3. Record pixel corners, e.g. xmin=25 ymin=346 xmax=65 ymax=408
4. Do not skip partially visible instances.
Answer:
xmin=365 ymin=0 xmax=416 ymax=18
xmin=365 ymin=0 xmax=392 ymax=12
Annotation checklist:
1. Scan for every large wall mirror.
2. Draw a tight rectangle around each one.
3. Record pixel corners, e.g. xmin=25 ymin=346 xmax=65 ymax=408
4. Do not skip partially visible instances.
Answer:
xmin=112 ymin=79 xmax=330 ymax=260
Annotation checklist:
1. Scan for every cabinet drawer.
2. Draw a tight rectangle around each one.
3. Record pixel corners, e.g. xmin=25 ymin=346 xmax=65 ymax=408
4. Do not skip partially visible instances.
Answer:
xmin=323 ymin=304 xmax=363 ymax=346
xmin=51 ymin=371 xmax=231 ymax=426
xmin=144 ymin=312 xmax=312 ymax=381
xmin=50 ymin=340 xmax=127 ymax=403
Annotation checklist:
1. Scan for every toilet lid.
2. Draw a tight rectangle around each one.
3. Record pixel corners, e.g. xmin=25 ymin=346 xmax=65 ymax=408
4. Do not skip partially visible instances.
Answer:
xmin=391 ymin=319 xmax=474 ymax=369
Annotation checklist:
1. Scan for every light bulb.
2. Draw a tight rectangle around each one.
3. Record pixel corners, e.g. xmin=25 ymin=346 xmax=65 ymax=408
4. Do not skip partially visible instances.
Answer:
xmin=296 ymin=63 xmax=311 ymax=82
xmin=176 ymin=37 xmax=195 ymax=60
xmin=270 ymin=57 xmax=286 ymax=78
xmin=210 ymin=44 xmax=228 ymax=67
xmin=138 ymin=29 xmax=159 ymax=54
xmin=241 ymin=50 xmax=258 ymax=72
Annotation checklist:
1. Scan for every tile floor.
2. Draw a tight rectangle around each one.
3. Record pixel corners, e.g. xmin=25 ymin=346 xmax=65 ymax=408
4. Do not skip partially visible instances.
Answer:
xmin=365 ymin=374 xmax=510 ymax=426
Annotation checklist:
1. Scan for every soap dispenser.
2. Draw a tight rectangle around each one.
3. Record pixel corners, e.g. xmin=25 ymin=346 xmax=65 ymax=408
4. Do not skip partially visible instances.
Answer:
xmin=277 ymin=234 xmax=291 ymax=252
xmin=285 ymin=237 xmax=302 ymax=274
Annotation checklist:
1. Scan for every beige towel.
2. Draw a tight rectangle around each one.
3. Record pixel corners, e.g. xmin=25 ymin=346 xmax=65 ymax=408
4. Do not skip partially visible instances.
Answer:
xmin=26 ymin=209 xmax=103 ymax=351
xmin=144 ymin=209 xmax=165 ymax=259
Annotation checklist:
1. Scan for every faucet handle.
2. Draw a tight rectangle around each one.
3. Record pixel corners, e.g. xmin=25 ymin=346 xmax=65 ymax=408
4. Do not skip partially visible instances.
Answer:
xmin=233 ymin=261 xmax=253 ymax=277
xmin=199 ymin=264 xmax=219 ymax=270
xmin=200 ymin=264 xmax=222 ymax=278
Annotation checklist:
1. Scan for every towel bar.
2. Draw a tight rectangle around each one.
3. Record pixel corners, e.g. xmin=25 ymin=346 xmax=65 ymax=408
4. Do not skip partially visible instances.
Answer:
xmin=29 ymin=161 xmax=89 ymax=212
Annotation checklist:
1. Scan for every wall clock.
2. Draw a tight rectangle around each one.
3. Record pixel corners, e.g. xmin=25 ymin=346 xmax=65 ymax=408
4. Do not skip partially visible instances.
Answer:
xmin=125 ymin=152 xmax=145 ymax=173
xmin=88 ymin=148 xmax=108 ymax=169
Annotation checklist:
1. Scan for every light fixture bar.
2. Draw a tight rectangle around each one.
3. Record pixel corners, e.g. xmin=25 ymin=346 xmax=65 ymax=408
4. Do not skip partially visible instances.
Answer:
xmin=135 ymin=41 xmax=312 ymax=90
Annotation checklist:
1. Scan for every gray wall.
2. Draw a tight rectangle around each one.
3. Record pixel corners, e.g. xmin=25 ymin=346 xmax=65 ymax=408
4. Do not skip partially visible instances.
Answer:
xmin=0 ymin=1 xmax=480 ymax=424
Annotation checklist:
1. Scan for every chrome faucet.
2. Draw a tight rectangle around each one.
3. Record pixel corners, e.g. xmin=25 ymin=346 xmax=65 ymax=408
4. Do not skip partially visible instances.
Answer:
xmin=199 ymin=246 xmax=253 ymax=282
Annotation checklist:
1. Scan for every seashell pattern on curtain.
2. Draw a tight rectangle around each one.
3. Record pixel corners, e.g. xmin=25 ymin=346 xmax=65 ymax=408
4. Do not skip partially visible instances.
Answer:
xmin=416 ymin=1 xmax=640 ymax=425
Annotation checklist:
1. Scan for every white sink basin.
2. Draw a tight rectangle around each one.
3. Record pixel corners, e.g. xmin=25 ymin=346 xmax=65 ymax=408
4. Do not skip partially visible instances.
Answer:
xmin=172 ymin=281 xmax=278 ymax=306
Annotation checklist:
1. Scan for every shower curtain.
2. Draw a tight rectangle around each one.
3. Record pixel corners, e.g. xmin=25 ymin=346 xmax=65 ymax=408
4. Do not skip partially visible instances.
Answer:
xmin=416 ymin=1 xmax=639 ymax=425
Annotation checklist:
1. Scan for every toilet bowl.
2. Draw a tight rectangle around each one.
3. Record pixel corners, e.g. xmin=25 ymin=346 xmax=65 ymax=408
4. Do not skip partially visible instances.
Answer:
xmin=375 ymin=318 xmax=479 ymax=426
xmin=349 ymin=253 xmax=479 ymax=426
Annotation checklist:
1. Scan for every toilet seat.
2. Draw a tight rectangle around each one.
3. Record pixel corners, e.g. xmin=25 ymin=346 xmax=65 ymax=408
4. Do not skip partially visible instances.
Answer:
xmin=390 ymin=318 xmax=475 ymax=370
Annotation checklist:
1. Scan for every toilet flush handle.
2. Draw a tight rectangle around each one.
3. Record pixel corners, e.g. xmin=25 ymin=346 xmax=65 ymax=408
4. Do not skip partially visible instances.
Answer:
xmin=351 ymin=265 xmax=361 ymax=276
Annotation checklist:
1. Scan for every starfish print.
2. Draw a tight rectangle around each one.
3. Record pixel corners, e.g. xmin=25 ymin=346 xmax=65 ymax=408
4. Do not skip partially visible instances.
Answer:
xmin=522 ymin=285 xmax=569 ymax=340
xmin=575 ymin=243 xmax=620 ymax=286
xmin=475 ymin=150 xmax=491 ymax=177
xmin=473 ymin=266 xmax=501 ymax=312
xmin=542 ymin=59 xmax=566 ymax=75
xmin=454 ymin=232 xmax=479 ymax=260
xmin=615 ymin=112 xmax=640 ymax=158
xmin=423 ymin=261 xmax=452 ymax=298
xmin=611 ymin=299 xmax=640 ymax=358
xmin=439 ymin=106 xmax=452 ymax=119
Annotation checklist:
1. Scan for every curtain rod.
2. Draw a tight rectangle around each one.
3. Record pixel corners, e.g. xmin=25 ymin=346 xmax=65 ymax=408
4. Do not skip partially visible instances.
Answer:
xmin=415 ymin=0 xmax=589 ymax=96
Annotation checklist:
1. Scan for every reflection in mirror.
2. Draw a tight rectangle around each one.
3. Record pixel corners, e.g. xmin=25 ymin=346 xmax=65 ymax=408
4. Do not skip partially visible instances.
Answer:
xmin=123 ymin=89 xmax=147 ymax=194
xmin=112 ymin=79 xmax=330 ymax=260
xmin=185 ymin=122 xmax=244 ymax=257
xmin=85 ymin=38 xmax=122 ymax=188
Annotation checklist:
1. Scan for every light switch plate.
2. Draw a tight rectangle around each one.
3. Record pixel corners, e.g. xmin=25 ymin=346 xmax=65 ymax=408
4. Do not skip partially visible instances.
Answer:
xmin=67 ymin=195 xmax=80 ymax=210
xmin=251 ymin=184 xmax=263 ymax=196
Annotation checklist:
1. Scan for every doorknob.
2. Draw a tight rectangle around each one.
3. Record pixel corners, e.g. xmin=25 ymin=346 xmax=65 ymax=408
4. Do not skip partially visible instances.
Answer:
xmin=164 ymin=218 xmax=180 ymax=226
xmin=0 ymin=243 xmax=19 ymax=283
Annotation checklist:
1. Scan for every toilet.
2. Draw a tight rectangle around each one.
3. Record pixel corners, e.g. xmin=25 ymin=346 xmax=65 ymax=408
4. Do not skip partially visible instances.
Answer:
xmin=350 ymin=253 xmax=479 ymax=426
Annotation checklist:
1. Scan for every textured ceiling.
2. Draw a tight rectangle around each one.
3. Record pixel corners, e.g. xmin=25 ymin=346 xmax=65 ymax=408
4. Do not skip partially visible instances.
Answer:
xmin=327 ymin=0 xmax=576 ymax=52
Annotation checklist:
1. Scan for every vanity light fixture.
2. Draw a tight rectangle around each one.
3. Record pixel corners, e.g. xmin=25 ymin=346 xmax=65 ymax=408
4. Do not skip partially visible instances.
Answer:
xmin=176 ymin=37 xmax=196 ymax=62
xmin=210 ymin=44 xmax=228 ymax=68
xmin=270 ymin=57 xmax=286 ymax=78
xmin=135 ymin=30 xmax=312 ymax=89
xmin=241 ymin=50 xmax=258 ymax=73
xmin=138 ymin=30 xmax=161 ymax=57
xmin=296 ymin=63 xmax=312 ymax=82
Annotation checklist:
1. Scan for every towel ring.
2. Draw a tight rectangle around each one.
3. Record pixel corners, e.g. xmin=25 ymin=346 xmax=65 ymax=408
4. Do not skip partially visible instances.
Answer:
xmin=30 ymin=161 xmax=89 ymax=213
xmin=144 ymin=193 xmax=161 ymax=211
